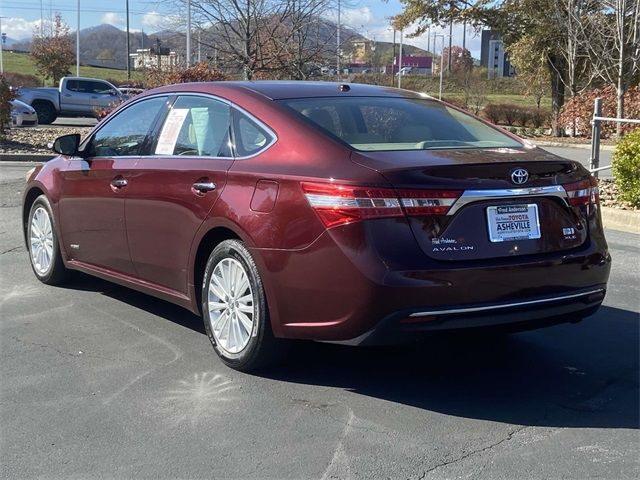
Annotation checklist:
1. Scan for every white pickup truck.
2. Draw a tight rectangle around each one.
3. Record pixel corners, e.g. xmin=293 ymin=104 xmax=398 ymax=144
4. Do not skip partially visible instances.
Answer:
xmin=16 ymin=77 xmax=125 ymax=124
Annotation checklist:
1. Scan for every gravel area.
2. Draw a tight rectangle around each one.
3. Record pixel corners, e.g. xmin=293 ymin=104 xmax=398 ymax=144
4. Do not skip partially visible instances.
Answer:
xmin=0 ymin=127 xmax=92 ymax=154
xmin=598 ymin=178 xmax=639 ymax=211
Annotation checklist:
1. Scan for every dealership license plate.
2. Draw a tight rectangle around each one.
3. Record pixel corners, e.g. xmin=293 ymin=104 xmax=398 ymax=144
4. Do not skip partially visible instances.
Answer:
xmin=487 ymin=204 xmax=541 ymax=242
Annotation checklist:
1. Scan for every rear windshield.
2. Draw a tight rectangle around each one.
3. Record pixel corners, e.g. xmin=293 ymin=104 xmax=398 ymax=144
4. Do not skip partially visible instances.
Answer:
xmin=279 ymin=96 xmax=522 ymax=151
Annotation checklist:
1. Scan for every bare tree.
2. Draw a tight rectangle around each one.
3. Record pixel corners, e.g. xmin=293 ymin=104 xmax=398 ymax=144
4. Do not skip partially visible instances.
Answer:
xmin=581 ymin=0 xmax=640 ymax=135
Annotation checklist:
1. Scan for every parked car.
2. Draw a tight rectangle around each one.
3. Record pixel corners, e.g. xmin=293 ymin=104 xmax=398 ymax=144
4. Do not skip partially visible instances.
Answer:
xmin=10 ymin=99 xmax=38 ymax=127
xmin=23 ymin=81 xmax=610 ymax=371
xmin=320 ymin=66 xmax=336 ymax=76
xmin=396 ymin=66 xmax=413 ymax=76
xmin=16 ymin=76 xmax=124 ymax=124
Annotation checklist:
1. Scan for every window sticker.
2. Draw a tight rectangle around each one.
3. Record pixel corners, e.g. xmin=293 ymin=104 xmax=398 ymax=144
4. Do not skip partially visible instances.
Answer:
xmin=190 ymin=107 xmax=210 ymax=155
xmin=155 ymin=108 xmax=189 ymax=155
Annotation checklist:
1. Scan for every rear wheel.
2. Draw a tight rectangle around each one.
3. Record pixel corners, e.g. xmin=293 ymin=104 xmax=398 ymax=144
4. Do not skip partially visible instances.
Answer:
xmin=32 ymin=101 xmax=57 ymax=125
xmin=202 ymin=239 xmax=288 ymax=371
xmin=27 ymin=195 xmax=69 ymax=285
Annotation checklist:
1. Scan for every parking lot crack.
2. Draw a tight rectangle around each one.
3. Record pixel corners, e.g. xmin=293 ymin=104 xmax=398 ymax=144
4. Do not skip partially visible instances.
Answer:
xmin=1 ymin=246 xmax=21 ymax=255
xmin=10 ymin=335 xmax=148 ymax=365
xmin=416 ymin=425 xmax=529 ymax=478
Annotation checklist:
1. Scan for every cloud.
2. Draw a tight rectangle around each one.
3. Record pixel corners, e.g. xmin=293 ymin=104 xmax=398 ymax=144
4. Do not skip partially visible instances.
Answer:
xmin=0 ymin=17 xmax=44 ymax=40
xmin=101 ymin=13 xmax=124 ymax=27
xmin=140 ymin=11 xmax=172 ymax=31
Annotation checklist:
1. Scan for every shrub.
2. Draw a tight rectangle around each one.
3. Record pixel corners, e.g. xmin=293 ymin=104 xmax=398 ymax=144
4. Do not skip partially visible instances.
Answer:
xmin=515 ymin=107 xmax=530 ymax=127
xmin=559 ymin=86 xmax=640 ymax=138
xmin=144 ymin=61 xmax=227 ymax=89
xmin=612 ymin=128 xmax=640 ymax=207
xmin=531 ymin=109 xmax=552 ymax=128
xmin=482 ymin=103 xmax=503 ymax=124
xmin=2 ymin=72 xmax=41 ymax=88
xmin=0 ymin=75 xmax=17 ymax=138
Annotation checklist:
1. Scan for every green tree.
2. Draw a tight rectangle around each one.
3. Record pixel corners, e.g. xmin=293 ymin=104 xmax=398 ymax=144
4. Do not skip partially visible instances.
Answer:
xmin=507 ymin=35 xmax=550 ymax=109
xmin=31 ymin=13 xmax=75 ymax=84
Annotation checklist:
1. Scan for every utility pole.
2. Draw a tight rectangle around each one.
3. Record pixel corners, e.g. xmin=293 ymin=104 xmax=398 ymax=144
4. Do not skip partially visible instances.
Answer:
xmin=40 ymin=0 xmax=44 ymax=36
xmin=397 ymin=30 xmax=403 ymax=89
xmin=392 ymin=29 xmax=396 ymax=87
xmin=126 ymin=0 xmax=131 ymax=79
xmin=336 ymin=0 xmax=341 ymax=76
xmin=0 ymin=17 xmax=4 ymax=74
xmin=76 ymin=0 xmax=80 ymax=77
xmin=186 ymin=0 xmax=191 ymax=66
xmin=197 ymin=30 xmax=201 ymax=63
xmin=156 ymin=38 xmax=162 ymax=70
xmin=447 ymin=21 xmax=452 ymax=74
xmin=462 ymin=20 xmax=466 ymax=50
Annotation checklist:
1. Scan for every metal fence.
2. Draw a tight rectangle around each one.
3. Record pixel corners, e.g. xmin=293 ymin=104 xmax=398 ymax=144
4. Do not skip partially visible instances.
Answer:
xmin=589 ymin=97 xmax=640 ymax=177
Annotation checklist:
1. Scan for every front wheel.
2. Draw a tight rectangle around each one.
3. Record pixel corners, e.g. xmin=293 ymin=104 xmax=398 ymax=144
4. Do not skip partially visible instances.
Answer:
xmin=202 ymin=239 xmax=288 ymax=372
xmin=27 ymin=195 xmax=70 ymax=285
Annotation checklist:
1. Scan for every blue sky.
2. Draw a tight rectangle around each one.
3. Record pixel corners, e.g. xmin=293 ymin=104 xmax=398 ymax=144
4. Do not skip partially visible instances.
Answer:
xmin=0 ymin=1 xmax=483 ymax=58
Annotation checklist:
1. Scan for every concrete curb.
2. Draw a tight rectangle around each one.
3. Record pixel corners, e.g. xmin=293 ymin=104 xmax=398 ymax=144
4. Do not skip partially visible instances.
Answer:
xmin=601 ymin=207 xmax=640 ymax=234
xmin=534 ymin=141 xmax=616 ymax=152
xmin=0 ymin=153 xmax=55 ymax=162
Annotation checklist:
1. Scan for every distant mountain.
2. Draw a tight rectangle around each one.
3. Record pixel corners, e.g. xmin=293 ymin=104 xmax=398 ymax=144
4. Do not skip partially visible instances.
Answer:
xmin=5 ymin=21 xmax=429 ymax=72
xmin=2 ymin=36 xmax=19 ymax=48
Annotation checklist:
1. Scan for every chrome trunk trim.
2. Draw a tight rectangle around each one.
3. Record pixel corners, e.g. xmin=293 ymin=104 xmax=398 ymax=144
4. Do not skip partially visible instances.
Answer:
xmin=447 ymin=185 xmax=568 ymax=215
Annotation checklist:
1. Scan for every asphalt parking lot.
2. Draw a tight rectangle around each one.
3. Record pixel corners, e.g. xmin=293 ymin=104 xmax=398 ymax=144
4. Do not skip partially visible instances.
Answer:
xmin=1 ymin=164 xmax=638 ymax=479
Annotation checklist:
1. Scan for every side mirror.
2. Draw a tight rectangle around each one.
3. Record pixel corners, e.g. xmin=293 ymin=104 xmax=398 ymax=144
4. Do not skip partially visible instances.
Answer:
xmin=52 ymin=134 xmax=81 ymax=156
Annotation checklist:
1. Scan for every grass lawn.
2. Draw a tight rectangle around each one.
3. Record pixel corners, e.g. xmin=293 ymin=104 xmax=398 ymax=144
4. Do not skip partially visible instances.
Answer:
xmin=3 ymin=51 xmax=142 ymax=85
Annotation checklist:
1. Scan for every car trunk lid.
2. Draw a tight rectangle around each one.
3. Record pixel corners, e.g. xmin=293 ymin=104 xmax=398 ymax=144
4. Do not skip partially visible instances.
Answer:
xmin=351 ymin=147 xmax=595 ymax=261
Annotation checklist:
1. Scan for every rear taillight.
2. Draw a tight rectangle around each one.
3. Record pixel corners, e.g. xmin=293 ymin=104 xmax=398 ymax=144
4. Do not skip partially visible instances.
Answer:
xmin=563 ymin=177 xmax=599 ymax=206
xmin=301 ymin=182 xmax=461 ymax=228
xmin=398 ymin=190 xmax=462 ymax=215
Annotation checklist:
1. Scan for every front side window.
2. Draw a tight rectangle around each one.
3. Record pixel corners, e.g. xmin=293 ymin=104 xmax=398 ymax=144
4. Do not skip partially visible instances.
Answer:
xmin=280 ymin=97 xmax=523 ymax=152
xmin=153 ymin=95 xmax=232 ymax=158
xmin=90 ymin=96 xmax=167 ymax=157
xmin=88 ymin=81 xmax=114 ymax=94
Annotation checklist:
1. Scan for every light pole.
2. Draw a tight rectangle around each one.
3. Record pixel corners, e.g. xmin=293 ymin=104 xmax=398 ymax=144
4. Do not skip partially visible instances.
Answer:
xmin=126 ymin=0 xmax=131 ymax=79
xmin=433 ymin=33 xmax=448 ymax=100
xmin=397 ymin=29 xmax=403 ymax=89
xmin=76 ymin=0 xmax=80 ymax=77
xmin=186 ymin=0 xmax=191 ymax=66
xmin=336 ymin=0 xmax=341 ymax=76
xmin=0 ymin=17 xmax=4 ymax=74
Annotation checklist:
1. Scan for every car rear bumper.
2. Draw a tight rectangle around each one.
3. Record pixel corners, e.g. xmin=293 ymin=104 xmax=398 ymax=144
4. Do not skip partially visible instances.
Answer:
xmin=254 ymin=220 xmax=611 ymax=342
xmin=334 ymin=286 xmax=606 ymax=345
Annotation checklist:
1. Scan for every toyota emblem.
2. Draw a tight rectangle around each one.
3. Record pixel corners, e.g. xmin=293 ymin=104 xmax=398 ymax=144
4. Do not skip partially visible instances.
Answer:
xmin=510 ymin=168 xmax=529 ymax=185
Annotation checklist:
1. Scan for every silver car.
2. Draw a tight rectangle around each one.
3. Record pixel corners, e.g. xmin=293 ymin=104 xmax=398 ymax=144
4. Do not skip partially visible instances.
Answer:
xmin=11 ymin=99 xmax=39 ymax=127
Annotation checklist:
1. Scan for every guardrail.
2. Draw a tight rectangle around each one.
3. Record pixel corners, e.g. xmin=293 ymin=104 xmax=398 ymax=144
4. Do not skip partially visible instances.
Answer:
xmin=589 ymin=98 xmax=640 ymax=176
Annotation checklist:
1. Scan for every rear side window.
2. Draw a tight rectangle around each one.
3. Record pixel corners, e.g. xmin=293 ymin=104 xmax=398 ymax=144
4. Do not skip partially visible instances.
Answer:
xmin=90 ymin=96 xmax=167 ymax=157
xmin=280 ymin=97 xmax=522 ymax=151
xmin=232 ymin=111 xmax=273 ymax=157
xmin=153 ymin=95 xmax=232 ymax=158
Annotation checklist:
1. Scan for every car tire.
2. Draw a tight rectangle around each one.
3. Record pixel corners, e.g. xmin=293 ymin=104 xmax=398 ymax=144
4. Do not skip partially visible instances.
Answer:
xmin=32 ymin=101 xmax=57 ymax=125
xmin=27 ymin=195 xmax=70 ymax=285
xmin=202 ymin=239 xmax=288 ymax=372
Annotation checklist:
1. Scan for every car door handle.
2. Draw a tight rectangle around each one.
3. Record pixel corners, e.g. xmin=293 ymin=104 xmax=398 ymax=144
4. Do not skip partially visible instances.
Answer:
xmin=111 ymin=178 xmax=128 ymax=188
xmin=192 ymin=181 xmax=216 ymax=193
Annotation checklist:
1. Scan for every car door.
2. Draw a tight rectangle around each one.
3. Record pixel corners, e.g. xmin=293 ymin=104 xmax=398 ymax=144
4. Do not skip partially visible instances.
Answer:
xmin=61 ymin=79 xmax=95 ymax=114
xmin=124 ymin=94 xmax=235 ymax=294
xmin=58 ymin=95 xmax=169 ymax=276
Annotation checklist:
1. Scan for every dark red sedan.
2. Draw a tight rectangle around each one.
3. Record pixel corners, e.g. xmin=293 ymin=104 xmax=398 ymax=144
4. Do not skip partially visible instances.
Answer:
xmin=23 ymin=81 xmax=610 ymax=371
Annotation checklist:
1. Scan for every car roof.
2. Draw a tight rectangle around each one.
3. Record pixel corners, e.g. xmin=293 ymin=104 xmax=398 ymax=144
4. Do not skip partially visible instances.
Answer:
xmin=204 ymin=81 xmax=430 ymax=101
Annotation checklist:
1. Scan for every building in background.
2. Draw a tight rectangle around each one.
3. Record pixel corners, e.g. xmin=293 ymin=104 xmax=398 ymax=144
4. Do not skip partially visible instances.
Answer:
xmin=386 ymin=55 xmax=433 ymax=75
xmin=480 ymin=30 xmax=515 ymax=79
xmin=129 ymin=48 xmax=178 ymax=70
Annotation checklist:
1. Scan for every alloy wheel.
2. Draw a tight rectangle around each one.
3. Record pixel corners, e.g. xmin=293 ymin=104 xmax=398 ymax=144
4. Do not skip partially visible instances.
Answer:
xmin=30 ymin=206 xmax=54 ymax=275
xmin=207 ymin=257 xmax=255 ymax=354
